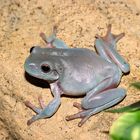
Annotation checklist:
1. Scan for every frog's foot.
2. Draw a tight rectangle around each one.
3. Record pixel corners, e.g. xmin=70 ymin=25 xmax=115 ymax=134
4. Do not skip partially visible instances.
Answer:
xmin=25 ymin=89 xmax=61 ymax=125
xmin=25 ymin=96 xmax=45 ymax=111
xmin=40 ymin=32 xmax=55 ymax=48
xmin=24 ymin=99 xmax=43 ymax=125
xmin=65 ymin=102 xmax=92 ymax=127
xmin=40 ymin=26 xmax=69 ymax=49
xmin=95 ymin=24 xmax=125 ymax=49
xmin=40 ymin=26 xmax=57 ymax=48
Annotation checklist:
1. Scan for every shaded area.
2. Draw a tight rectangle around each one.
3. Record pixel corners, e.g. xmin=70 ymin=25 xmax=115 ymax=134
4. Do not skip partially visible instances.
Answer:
xmin=24 ymin=72 xmax=50 ymax=88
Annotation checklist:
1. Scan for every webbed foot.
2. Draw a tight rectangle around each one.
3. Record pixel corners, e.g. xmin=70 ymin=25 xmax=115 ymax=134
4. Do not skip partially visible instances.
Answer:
xmin=40 ymin=26 xmax=68 ymax=48
xmin=25 ymin=89 xmax=61 ymax=126
xmin=65 ymin=102 xmax=91 ymax=127
xmin=95 ymin=24 xmax=125 ymax=49
xmin=25 ymin=97 xmax=45 ymax=125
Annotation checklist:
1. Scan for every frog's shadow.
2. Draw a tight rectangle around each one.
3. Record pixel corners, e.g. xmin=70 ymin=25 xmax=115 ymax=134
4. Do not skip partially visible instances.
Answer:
xmin=24 ymin=72 xmax=84 ymax=98
xmin=25 ymin=72 xmax=50 ymax=88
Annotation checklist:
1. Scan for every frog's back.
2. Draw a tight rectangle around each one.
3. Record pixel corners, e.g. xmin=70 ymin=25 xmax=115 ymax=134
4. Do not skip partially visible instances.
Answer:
xmin=59 ymin=48 xmax=118 ymax=95
xmin=62 ymin=48 xmax=97 ymax=58
xmin=62 ymin=48 xmax=115 ymax=70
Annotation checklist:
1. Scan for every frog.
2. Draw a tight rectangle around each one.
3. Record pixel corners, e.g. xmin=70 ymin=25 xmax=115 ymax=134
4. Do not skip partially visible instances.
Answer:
xmin=24 ymin=25 xmax=130 ymax=127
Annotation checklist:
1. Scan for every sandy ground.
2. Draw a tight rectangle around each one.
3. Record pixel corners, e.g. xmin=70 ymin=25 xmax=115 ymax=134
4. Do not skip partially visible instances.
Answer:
xmin=0 ymin=0 xmax=140 ymax=139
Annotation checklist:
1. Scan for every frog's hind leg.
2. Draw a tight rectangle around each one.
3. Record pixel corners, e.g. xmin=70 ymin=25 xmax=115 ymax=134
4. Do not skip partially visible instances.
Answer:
xmin=66 ymin=88 xmax=126 ymax=127
xmin=95 ymin=24 xmax=130 ymax=73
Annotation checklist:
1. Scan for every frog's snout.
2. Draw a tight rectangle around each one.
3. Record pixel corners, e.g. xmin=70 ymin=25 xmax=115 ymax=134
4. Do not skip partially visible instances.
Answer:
xmin=24 ymin=61 xmax=38 ymax=73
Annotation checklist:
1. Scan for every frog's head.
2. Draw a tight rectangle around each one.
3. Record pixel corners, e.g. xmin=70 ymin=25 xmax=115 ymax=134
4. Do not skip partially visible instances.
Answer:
xmin=24 ymin=46 xmax=61 ymax=83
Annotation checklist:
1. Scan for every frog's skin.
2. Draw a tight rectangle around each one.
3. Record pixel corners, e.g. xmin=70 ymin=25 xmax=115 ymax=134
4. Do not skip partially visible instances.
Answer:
xmin=24 ymin=25 xmax=130 ymax=127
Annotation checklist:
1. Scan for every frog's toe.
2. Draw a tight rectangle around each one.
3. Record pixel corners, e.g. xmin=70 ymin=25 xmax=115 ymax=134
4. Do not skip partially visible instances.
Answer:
xmin=39 ymin=32 xmax=55 ymax=48
xmin=38 ymin=96 xmax=46 ymax=109
xmin=65 ymin=109 xmax=92 ymax=126
xmin=78 ymin=115 xmax=91 ymax=127
xmin=95 ymin=24 xmax=125 ymax=49
xmin=27 ymin=114 xmax=41 ymax=126
xmin=65 ymin=102 xmax=84 ymax=121
xmin=65 ymin=112 xmax=90 ymax=127
xmin=104 ymin=24 xmax=125 ymax=43
xmin=27 ymin=118 xmax=34 ymax=126
xmin=24 ymin=100 xmax=42 ymax=114
xmin=73 ymin=102 xmax=83 ymax=110
xmin=40 ymin=32 xmax=47 ymax=42
xmin=65 ymin=112 xmax=84 ymax=121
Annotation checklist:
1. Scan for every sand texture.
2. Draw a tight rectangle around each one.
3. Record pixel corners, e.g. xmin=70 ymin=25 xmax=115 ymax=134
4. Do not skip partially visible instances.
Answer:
xmin=0 ymin=0 xmax=140 ymax=139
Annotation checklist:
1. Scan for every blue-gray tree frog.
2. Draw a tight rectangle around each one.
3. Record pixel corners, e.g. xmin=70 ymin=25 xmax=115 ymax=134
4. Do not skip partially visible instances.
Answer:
xmin=24 ymin=25 xmax=130 ymax=127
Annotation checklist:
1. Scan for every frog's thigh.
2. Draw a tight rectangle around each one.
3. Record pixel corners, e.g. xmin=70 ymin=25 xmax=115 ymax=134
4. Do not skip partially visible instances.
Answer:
xmin=81 ymin=88 xmax=126 ymax=111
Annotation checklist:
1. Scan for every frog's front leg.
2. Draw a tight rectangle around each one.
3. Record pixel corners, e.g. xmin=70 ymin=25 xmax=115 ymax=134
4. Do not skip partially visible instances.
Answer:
xmin=25 ymin=82 xmax=62 ymax=125
xmin=66 ymin=88 xmax=126 ymax=127
xmin=95 ymin=24 xmax=130 ymax=73
xmin=40 ymin=26 xmax=68 ymax=48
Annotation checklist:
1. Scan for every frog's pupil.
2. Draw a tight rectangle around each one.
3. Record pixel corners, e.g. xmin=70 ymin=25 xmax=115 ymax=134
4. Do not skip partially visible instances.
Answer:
xmin=41 ymin=64 xmax=51 ymax=73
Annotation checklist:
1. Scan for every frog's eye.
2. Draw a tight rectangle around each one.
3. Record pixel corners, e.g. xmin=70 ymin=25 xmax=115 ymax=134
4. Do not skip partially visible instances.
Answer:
xmin=30 ymin=46 xmax=35 ymax=53
xmin=41 ymin=64 xmax=51 ymax=73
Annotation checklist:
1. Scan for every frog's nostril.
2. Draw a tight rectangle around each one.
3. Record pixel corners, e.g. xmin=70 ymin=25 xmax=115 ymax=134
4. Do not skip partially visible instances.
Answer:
xmin=29 ymin=63 xmax=37 ymax=70
xmin=41 ymin=64 xmax=51 ymax=73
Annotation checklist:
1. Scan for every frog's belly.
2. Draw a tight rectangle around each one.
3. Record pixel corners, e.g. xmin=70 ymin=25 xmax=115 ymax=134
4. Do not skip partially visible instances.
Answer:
xmin=61 ymin=83 xmax=91 ymax=96
xmin=60 ymin=79 xmax=96 ymax=96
